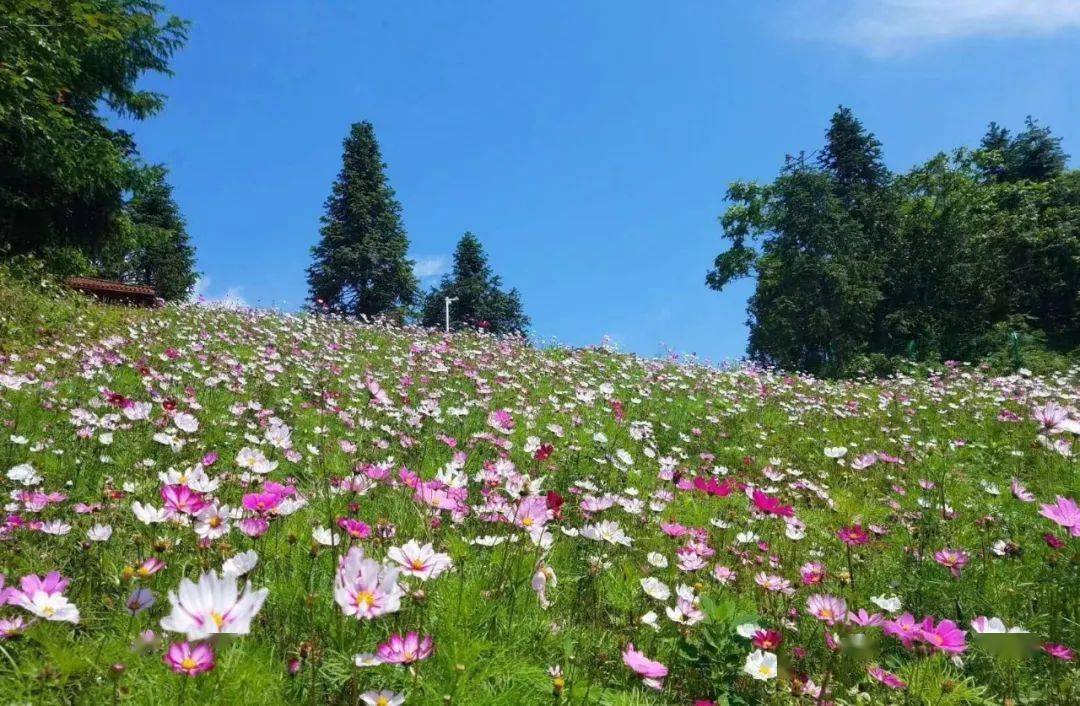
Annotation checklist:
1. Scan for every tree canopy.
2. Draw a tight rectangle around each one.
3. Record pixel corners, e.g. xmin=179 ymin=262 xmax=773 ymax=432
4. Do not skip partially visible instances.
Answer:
xmin=0 ymin=0 xmax=195 ymax=298
xmin=708 ymin=106 xmax=1078 ymax=376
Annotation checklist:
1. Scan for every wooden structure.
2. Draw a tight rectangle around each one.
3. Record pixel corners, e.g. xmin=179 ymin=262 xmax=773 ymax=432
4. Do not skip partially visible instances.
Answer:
xmin=65 ymin=277 xmax=159 ymax=307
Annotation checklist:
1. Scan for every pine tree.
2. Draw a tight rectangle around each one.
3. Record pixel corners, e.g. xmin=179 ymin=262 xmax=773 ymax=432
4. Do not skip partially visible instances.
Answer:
xmin=421 ymin=232 xmax=529 ymax=334
xmin=121 ymin=165 xmax=197 ymax=301
xmin=818 ymin=106 xmax=888 ymax=194
xmin=307 ymin=122 xmax=418 ymax=318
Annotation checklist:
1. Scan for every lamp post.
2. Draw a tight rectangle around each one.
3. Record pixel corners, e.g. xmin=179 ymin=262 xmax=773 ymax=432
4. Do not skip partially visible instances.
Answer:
xmin=444 ymin=297 xmax=458 ymax=334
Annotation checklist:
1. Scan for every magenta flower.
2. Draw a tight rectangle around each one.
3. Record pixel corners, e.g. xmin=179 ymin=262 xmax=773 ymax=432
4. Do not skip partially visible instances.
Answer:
xmin=621 ymin=643 xmax=668 ymax=690
xmin=242 ymin=491 xmax=283 ymax=515
xmin=837 ymin=524 xmax=869 ymax=546
xmin=164 ymin=641 xmax=215 ymax=676
xmin=848 ymin=609 xmax=884 ymax=627
xmin=1043 ymin=643 xmax=1075 ymax=661
xmin=751 ymin=490 xmax=793 ymax=517
xmin=161 ymin=484 xmax=206 ymax=517
xmin=883 ymin=613 xmax=921 ymax=648
xmin=918 ymin=617 xmax=967 ymax=654
xmin=933 ymin=548 xmax=969 ymax=578
xmin=337 ymin=518 xmax=372 ymax=540
xmin=376 ymin=632 xmax=433 ymax=664
xmin=1039 ymin=496 xmax=1080 ymax=537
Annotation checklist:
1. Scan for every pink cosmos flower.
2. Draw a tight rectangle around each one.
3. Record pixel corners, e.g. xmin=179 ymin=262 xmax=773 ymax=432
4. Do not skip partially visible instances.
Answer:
xmin=334 ymin=547 xmax=403 ymax=620
xmin=338 ymin=518 xmax=372 ymax=540
xmin=1043 ymin=643 xmax=1075 ymax=661
xmin=10 ymin=572 xmax=80 ymax=623
xmin=1010 ymin=478 xmax=1035 ymax=502
xmin=514 ymin=495 xmax=551 ymax=534
xmin=161 ymin=484 xmax=206 ymax=517
xmin=621 ymin=643 xmax=668 ymax=690
xmin=1032 ymin=402 xmax=1080 ymax=435
xmin=712 ymin=565 xmax=736 ymax=585
xmin=751 ymin=490 xmax=793 ymax=517
xmin=486 ymin=409 xmax=515 ymax=433
xmin=800 ymin=562 xmax=826 ymax=585
xmin=242 ymin=491 xmax=283 ymax=515
xmin=164 ymin=641 xmax=215 ymax=676
xmin=918 ymin=617 xmax=967 ymax=654
xmin=806 ymin=594 xmax=847 ymax=625
xmin=933 ymin=548 xmax=969 ymax=578
xmin=883 ymin=613 xmax=921 ymax=648
xmin=837 ymin=524 xmax=869 ymax=546
xmin=848 ymin=609 xmax=884 ymax=627
xmin=868 ymin=665 xmax=906 ymax=689
xmin=1039 ymin=496 xmax=1080 ymax=537
xmin=376 ymin=632 xmax=433 ymax=664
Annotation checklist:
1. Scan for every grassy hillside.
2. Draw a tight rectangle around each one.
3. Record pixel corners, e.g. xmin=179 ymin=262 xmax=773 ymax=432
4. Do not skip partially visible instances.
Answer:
xmin=0 ymin=276 xmax=1078 ymax=705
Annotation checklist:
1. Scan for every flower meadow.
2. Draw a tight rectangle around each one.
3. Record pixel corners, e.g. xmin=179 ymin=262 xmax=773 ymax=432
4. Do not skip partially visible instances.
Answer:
xmin=1 ymin=301 xmax=1079 ymax=705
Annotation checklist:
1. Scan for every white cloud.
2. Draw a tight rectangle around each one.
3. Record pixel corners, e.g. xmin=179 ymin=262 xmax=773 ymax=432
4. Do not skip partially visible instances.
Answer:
xmin=414 ymin=255 xmax=448 ymax=279
xmin=191 ymin=276 xmax=247 ymax=309
xmin=795 ymin=0 xmax=1080 ymax=56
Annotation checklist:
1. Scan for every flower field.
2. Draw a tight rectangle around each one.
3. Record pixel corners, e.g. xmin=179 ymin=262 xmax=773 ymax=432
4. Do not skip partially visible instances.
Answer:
xmin=1 ymin=299 xmax=1079 ymax=705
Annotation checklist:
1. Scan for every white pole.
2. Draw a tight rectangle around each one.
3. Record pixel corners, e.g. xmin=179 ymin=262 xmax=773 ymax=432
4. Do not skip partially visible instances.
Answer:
xmin=444 ymin=297 xmax=457 ymax=333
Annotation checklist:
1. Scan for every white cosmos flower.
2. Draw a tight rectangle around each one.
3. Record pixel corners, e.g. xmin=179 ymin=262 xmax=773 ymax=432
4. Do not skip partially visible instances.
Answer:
xmin=222 ymin=550 xmax=259 ymax=578
xmin=580 ymin=520 xmax=633 ymax=546
xmin=193 ymin=504 xmax=231 ymax=540
xmin=7 ymin=463 xmax=41 ymax=486
xmin=87 ymin=524 xmax=113 ymax=542
xmin=386 ymin=540 xmax=453 ymax=581
xmin=132 ymin=502 xmax=168 ymax=524
xmin=823 ymin=446 xmax=848 ymax=459
xmin=123 ymin=401 xmax=152 ymax=421
xmin=640 ymin=610 xmax=660 ymax=630
xmin=736 ymin=622 xmax=762 ymax=638
xmin=743 ymin=650 xmax=777 ymax=680
xmin=173 ymin=413 xmax=199 ymax=433
xmin=39 ymin=520 xmax=71 ymax=535
xmin=646 ymin=552 xmax=668 ymax=568
xmin=868 ymin=595 xmax=902 ymax=613
xmin=16 ymin=591 xmax=80 ymax=623
xmin=160 ymin=570 xmax=268 ymax=640
xmin=640 ymin=577 xmax=671 ymax=601
xmin=871 ymin=594 xmax=902 ymax=613
xmin=313 ymin=526 xmax=341 ymax=546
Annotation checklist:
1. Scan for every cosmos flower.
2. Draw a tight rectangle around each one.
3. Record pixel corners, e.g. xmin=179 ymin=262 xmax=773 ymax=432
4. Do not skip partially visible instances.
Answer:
xmin=743 ymin=650 xmax=777 ymax=680
xmin=806 ymin=594 xmax=847 ymax=625
xmin=580 ymin=521 xmax=633 ymax=546
xmin=376 ymin=632 xmax=433 ymax=664
xmin=386 ymin=541 xmax=453 ymax=581
xmin=622 ymin=643 xmax=667 ymax=689
xmin=160 ymin=571 xmax=268 ymax=639
xmin=333 ymin=547 xmax=403 ymax=619
xmin=934 ymin=548 xmax=969 ymax=578
xmin=164 ymin=641 xmax=215 ymax=676
xmin=1039 ymin=496 xmax=1080 ymax=536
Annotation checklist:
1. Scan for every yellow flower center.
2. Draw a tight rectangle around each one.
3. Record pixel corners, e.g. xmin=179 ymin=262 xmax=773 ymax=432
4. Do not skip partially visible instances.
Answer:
xmin=411 ymin=559 xmax=426 ymax=571
xmin=522 ymin=517 xmax=534 ymax=527
xmin=211 ymin=611 xmax=225 ymax=629
xmin=355 ymin=591 xmax=374 ymax=611
xmin=181 ymin=658 xmax=197 ymax=670
xmin=376 ymin=698 xmax=389 ymax=706
xmin=42 ymin=605 xmax=56 ymax=617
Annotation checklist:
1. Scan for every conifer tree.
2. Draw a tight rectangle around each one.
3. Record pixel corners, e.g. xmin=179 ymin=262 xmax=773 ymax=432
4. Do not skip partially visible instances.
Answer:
xmin=421 ymin=232 xmax=529 ymax=334
xmin=307 ymin=122 xmax=418 ymax=317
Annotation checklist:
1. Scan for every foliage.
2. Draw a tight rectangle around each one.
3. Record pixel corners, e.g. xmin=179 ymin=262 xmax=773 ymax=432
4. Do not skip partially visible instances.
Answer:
xmin=0 ymin=0 xmax=189 ymax=275
xmin=708 ymin=107 xmax=1079 ymax=377
xmin=307 ymin=121 xmax=419 ymax=319
xmin=420 ymin=232 xmax=530 ymax=334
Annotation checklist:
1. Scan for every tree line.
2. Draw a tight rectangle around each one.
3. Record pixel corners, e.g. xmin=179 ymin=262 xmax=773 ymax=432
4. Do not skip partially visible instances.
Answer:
xmin=0 ymin=1 xmax=529 ymax=333
xmin=305 ymin=121 xmax=529 ymax=334
xmin=707 ymin=107 xmax=1078 ymax=376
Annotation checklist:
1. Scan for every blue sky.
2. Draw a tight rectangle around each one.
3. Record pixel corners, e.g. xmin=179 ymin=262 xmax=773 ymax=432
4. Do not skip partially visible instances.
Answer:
xmin=117 ymin=1 xmax=1079 ymax=362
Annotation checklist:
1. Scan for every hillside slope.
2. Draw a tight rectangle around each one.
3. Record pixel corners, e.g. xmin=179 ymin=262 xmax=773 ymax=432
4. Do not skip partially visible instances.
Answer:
xmin=0 ymin=283 xmax=1078 ymax=704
